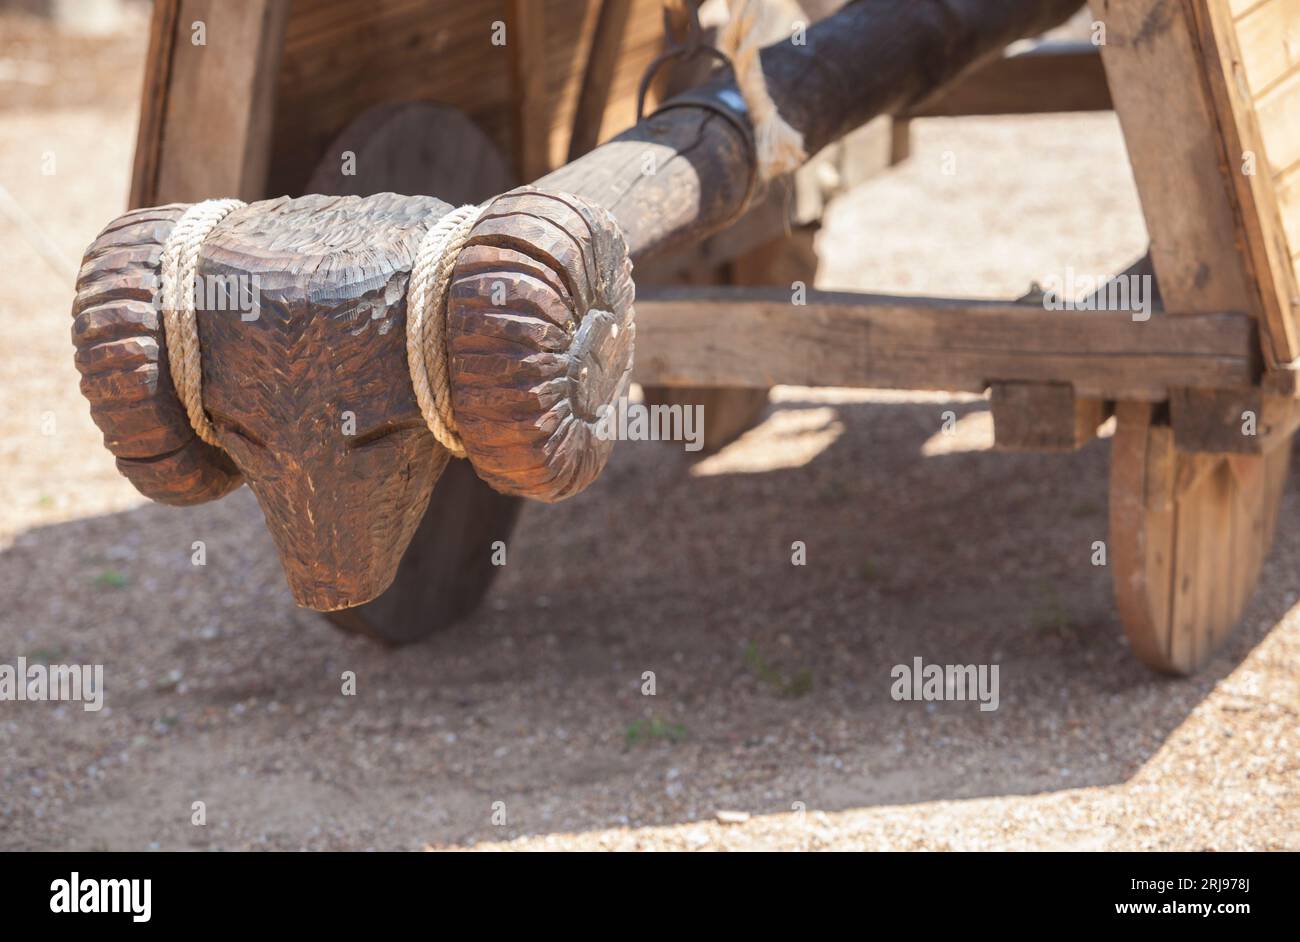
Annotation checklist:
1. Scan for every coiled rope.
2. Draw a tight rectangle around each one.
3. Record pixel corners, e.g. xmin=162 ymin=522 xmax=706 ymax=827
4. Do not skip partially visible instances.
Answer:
xmin=404 ymin=203 xmax=483 ymax=458
xmin=159 ymin=198 xmax=246 ymax=448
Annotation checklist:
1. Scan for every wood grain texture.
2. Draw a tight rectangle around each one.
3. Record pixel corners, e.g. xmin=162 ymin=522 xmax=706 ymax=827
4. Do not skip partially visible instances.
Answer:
xmin=1170 ymin=386 xmax=1300 ymax=453
xmin=1096 ymin=0 xmax=1256 ymax=321
xmin=507 ymin=0 xmax=553 ymax=180
xmin=71 ymin=205 xmax=243 ymax=505
xmin=568 ymin=0 xmax=635 ymax=161
xmin=990 ymin=255 xmax=1155 ymax=451
xmin=310 ymin=100 xmax=524 ymax=641
xmin=991 ymin=382 xmax=1108 ymax=451
xmin=1233 ymin=0 xmax=1300 ymax=96
xmin=128 ymin=0 xmax=180 ymax=208
xmin=447 ymin=187 xmax=636 ymax=501
xmin=265 ymin=0 xmax=668 ymax=197
xmin=642 ymin=226 xmax=821 ymax=451
xmin=196 ymin=193 xmax=454 ymax=611
xmin=302 ymin=101 xmax=513 ymax=202
xmin=1188 ymin=0 xmax=1300 ymax=371
xmin=631 ymin=287 xmax=1256 ymax=399
xmin=1110 ymin=400 xmax=1291 ymax=674
xmin=137 ymin=0 xmax=287 ymax=205
xmin=325 ymin=458 xmax=522 ymax=643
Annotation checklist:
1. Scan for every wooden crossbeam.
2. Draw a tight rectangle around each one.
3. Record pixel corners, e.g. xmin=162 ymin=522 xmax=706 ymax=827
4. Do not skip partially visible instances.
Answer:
xmin=632 ymin=287 xmax=1256 ymax=400
xmin=904 ymin=41 xmax=1112 ymax=117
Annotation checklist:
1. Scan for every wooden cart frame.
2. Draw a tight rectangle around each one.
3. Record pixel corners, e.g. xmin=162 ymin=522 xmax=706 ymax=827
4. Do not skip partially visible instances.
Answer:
xmin=118 ymin=0 xmax=1300 ymax=674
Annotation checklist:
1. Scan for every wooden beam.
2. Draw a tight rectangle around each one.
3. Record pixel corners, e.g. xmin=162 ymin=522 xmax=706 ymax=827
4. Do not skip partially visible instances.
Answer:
xmin=507 ymin=0 xmax=552 ymax=180
xmin=128 ymin=0 xmax=180 ymax=208
xmin=904 ymin=41 xmax=1112 ymax=117
xmin=1098 ymin=0 xmax=1297 ymax=366
xmin=136 ymin=0 xmax=288 ymax=205
xmin=991 ymin=382 xmax=1109 ymax=451
xmin=989 ymin=255 xmax=1157 ymax=450
xmin=1170 ymin=386 xmax=1300 ymax=454
xmin=1188 ymin=0 xmax=1300 ymax=371
xmin=568 ymin=0 xmax=635 ymax=161
xmin=632 ymin=287 xmax=1256 ymax=399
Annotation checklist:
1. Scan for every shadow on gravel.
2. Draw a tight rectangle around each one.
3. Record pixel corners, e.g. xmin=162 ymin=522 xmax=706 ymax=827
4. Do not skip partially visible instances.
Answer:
xmin=3 ymin=396 xmax=1296 ymax=848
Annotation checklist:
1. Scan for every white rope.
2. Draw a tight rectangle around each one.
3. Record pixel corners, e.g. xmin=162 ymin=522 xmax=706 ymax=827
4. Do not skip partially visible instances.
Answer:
xmin=159 ymin=198 xmax=246 ymax=448
xmin=718 ymin=0 xmax=807 ymax=180
xmin=406 ymin=203 xmax=484 ymax=458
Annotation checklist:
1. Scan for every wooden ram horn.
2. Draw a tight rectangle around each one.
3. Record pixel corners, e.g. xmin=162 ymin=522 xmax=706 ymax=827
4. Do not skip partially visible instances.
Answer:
xmin=72 ymin=187 xmax=632 ymax=610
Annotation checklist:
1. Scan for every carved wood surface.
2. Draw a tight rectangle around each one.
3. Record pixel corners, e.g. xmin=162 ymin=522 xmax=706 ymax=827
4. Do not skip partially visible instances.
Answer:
xmin=72 ymin=205 xmax=243 ymax=505
xmin=448 ymin=188 xmax=636 ymax=501
xmin=200 ymin=192 xmax=452 ymax=610
xmin=313 ymin=100 xmax=524 ymax=639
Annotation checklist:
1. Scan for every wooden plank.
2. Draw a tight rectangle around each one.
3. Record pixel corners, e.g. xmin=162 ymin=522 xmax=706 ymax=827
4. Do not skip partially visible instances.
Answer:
xmin=567 ymin=0 xmax=635 ymax=160
xmin=904 ymin=42 xmax=1111 ymax=117
xmin=1234 ymin=0 xmax=1300 ymax=95
xmin=267 ymin=0 xmax=511 ymax=195
xmin=632 ymin=287 xmax=1256 ymax=399
xmin=990 ymin=382 xmax=1108 ymax=451
xmin=1168 ymin=459 xmax=1233 ymax=670
xmin=128 ymin=0 xmax=180 ymax=208
xmin=989 ymin=256 xmax=1157 ymax=451
xmin=1110 ymin=399 xmax=1290 ymax=674
xmin=151 ymin=0 xmax=288 ymax=203
xmin=1231 ymin=0 xmax=1269 ymax=19
xmin=643 ymin=226 xmax=819 ymax=452
xmin=1111 ymin=403 xmax=1178 ymax=669
xmin=1097 ymin=0 xmax=1251 ymax=314
xmin=1169 ymin=386 xmax=1300 ymax=452
xmin=507 ymin=0 xmax=553 ymax=180
xmin=1190 ymin=0 xmax=1300 ymax=368
xmin=1276 ymin=162 xmax=1300 ymax=256
xmin=1255 ymin=68 xmax=1300 ymax=175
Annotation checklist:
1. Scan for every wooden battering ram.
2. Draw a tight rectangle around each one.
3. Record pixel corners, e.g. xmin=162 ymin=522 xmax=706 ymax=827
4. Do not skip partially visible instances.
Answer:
xmin=71 ymin=0 xmax=1300 ymax=674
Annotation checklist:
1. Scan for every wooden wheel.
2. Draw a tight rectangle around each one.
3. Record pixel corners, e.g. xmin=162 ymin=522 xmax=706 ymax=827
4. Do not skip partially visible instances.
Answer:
xmin=312 ymin=101 xmax=523 ymax=644
xmin=1109 ymin=401 xmax=1291 ymax=674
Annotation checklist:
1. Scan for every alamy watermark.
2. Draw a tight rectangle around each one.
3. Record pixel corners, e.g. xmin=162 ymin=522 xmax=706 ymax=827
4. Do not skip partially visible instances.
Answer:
xmin=50 ymin=872 xmax=150 ymax=922
xmin=151 ymin=272 xmax=262 ymax=322
xmin=0 ymin=657 xmax=104 ymax=712
xmin=1040 ymin=267 xmax=1152 ymax=322
xmin=594 ymin=396 xmax=705 ymax=452
xmin=890 ymin=657 xmax=999 ymax=712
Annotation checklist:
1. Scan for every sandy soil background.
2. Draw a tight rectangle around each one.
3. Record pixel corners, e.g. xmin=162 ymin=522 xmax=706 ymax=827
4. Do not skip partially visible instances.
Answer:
xmin=1 ymin=7 xmax=1297 ymax=851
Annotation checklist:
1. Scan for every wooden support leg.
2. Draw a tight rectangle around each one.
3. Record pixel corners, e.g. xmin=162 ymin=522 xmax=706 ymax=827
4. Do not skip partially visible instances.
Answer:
xmin=1109 ymin=401 xmax=1291 ymax=675
xmin=310 ymin=101 xmax=523 ymax=643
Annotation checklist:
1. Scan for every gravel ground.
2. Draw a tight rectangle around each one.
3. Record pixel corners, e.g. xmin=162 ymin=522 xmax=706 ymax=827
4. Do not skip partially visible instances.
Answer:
xmin=1 ymin=12 xmax=1297 ymax=852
